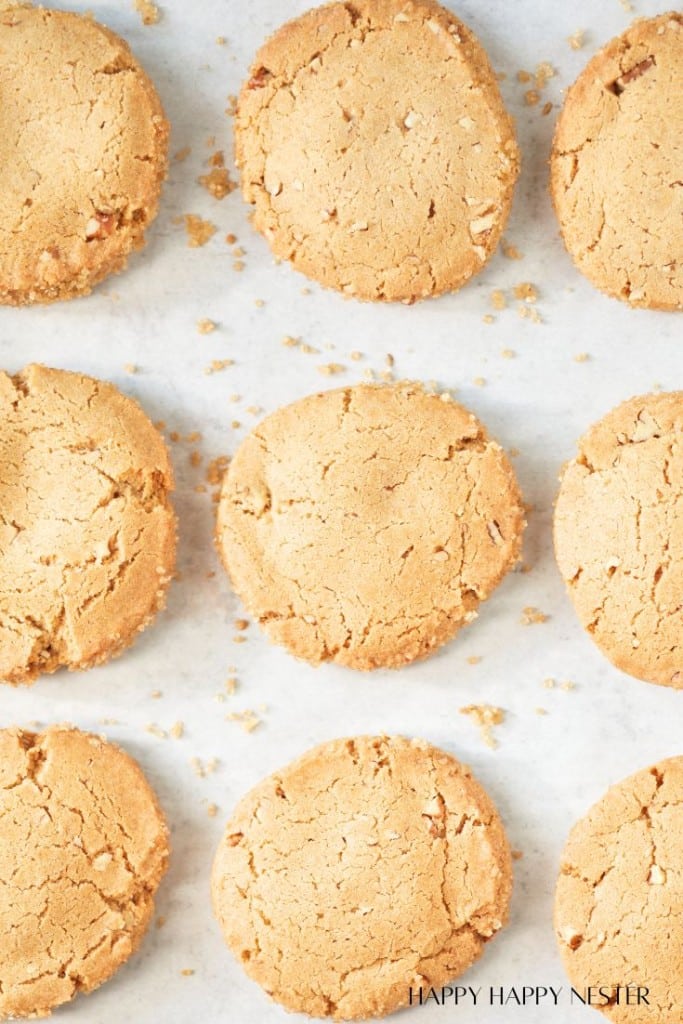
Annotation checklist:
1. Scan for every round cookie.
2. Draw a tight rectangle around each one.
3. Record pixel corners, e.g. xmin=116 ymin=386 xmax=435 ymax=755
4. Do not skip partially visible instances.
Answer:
xmin=0 ymin=6 xmax=168 ymax=305
xmin=0 ymin=725 xmax=169 ymax=1019
xmin=555 ymin=757 xmax=683 ymax=1023
xmin=235 ymin=0 xmax=519 ymax=302
xmin=554 ymin=392 xmax=683 ymax=688
xmin=550 ymin=13 xmax=683 ymax=310
xmin=0 ymin=364 xmax=176 ymax=685
xmin=217 ymin=382 xmax=524 ymax=670
xmin=212 ymin=735 xmax=512 ymax=1020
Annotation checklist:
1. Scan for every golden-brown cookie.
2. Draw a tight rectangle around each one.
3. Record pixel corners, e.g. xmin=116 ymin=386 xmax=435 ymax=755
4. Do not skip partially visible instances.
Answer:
xmin=235 ymin=0 xmax=519 ymax=302
xmin=0 ymin=364 xmax=176 ymax=685
xmin=555 ymin=756 xmax=683 ymax=1023
xmin=212 ymin=735 xmax=512 ymax=1020
xmin=0 ymin=6 xmax=168 ymax=305
xmin=554 ymin=392 xmax=683 ymax=688
xmin=0 ymin=725 xmax=169 ymax=1019
xmin=550 ymin=13 xmax=683 ymax=310
xmin=217 ymin=382 xmax=524 ymax=670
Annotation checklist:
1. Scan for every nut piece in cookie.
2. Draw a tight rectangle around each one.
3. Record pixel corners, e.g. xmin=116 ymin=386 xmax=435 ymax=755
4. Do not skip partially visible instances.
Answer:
xmin=0 ymin=6 xmax=169 ymax=304
xmin=0 ymin=725 xmax=169 ymax=1019
xmin=555 ymin=757 xmax=683 ymax=1022
xmin=0 ymin=364 xmax=177 ymax=684
xmin=217 ymin=382 xmax=525 ymax=670
xmin=235 ymin=0 xmax=520 ymax=302
xmin=554 ymin=391 xmax=683 ymax=687
xmin=550 ymin=12 xmax=683 ymax=310
xmin=212 ymin=735 xmax=512 ymax=1020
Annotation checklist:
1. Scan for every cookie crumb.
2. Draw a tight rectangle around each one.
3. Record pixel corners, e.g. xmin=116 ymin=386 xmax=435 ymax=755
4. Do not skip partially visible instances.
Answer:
xmin=460 ymin=704 xmax=505 ymax=749
xmin=490 ymin=289 xmax=506 ymax=310
xmin=134 ymin=0 xmax=160 ymax=25
xmin=568 ymin=29 xmax=585 ymax=49
xmin=535 ymin=707 xmax=548 ymax=716
xmin=542 ymin=677 xmax=556 ymax=689
xmin=182 ymin=214 xmax=216 ymax=248
xmin=318 ymin=362 xmax=345 ymax=376
xmin=467 ymin=655 xmax=482 ymax=665
xmin=199 ymin=151 xmax=237 ymax=200
xmin=513 ymin=282 xmax=538 ymax=303
xmin=180 ymin=969 xmax=195 ymax=977
xmin=170 ymin=721 xmax=184 ymax=739
xmin=226 ymin=709 xmax=262 ymax=733
xmin=204 ymin=359 xmax=234 ymax=375
xmin=174 ymin=146 xmax=191 ymax=163
xmin=123 ymin=363 xmax=137 ymax=375
xmin=473 ymin=376 xmax=486 ymax=388
xmin=521 ymin=606 xmax=549 ymax=625
xmin=207 ymin=802 xmax=219 ymax=818
xmin=574 ymin=352 xmax=590 ymax=363
xmin=145 ymin=723 xmax=167 ymax=740
xmin=501 ymin=348 xmax=515 ymax=359
xmin=502 ymin=239 xmax=523 ymax=260
xmin=197 ymin=318 xmax=217 ymax=335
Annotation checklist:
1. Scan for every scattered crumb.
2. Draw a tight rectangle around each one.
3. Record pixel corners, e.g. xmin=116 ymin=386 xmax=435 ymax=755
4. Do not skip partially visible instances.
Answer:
xmin=619 ymin=0 xmax=633 ymax=11
xmin=226 ymin=709 xmax=262 ymax=733
xmin=513 ymin=282 xmax=538 ymax=303
xmin=204 ymin=359 xmax=234 ymax=375
xmin=182 ymin=214 xmax=216 ymax=248
xmin=541 ymin=101 xmax=553 ymax=116
xmin=574 ymin=352 xmax=590 ymax=363
xmin=233 ymin=260 xmax=245 ymax=272
xmin=535 ymin=707 xmax=548 ymax=716
xmin=512 ymin=849 xmax=524 ymax=861
xmin=254 ymin=298 xmax=265 ymax=308
xmin=490 ymin=289 xmax=506 ymax=311
xmin=225 ymin=232 xmax=237 ymax=245
xmin=234 ymin=619 xmax=249 ymax=631
xmin=460 ymin=704 xmax=505 ymax=750
xmin=206 ymin=456 xmax=229 ymax=493
xmin=216 ymin=35 xmax=226 ymax=45
xmin=151 ymin=689 xmax=162 ymax=699
xmin=473 ymin=377 xmax=486 ymax=388
xmin=197 ymin=318 xmax=217 ymax=335
xmin=543 ymin=677 xmax=556 ymax=689
xmin=145 ymin=723 xmax=167 ymax=740
xmin=134 ymin=0 xmax=160 ymax=25
xmin=517 ymin=70 xmax=532 ymax=83
xmin=190 ymin=451 xmax=202 ymax=468
xmin=466 ymin=655 xmax=482 ymax=665
xmin=524 ymin=89 xmax=540 ymax=106
xmin=199 ymin=151 xmax=237 ymax=200
xmin=560 ymin=680 xmax=576 ymax=692
xmin=568 ymin=29 xmax=585 ymax=50
xmin=502 ymin=239 xmax=523 ymax=260
xmin=350 ymin=350 xmax=363 ymax=361
xmin=518 ymin=304 xmax=542 ymax=324
xmin=170 ymin=721 xmax=184 ymax=739
xmin=207 ymin=803 xmax=219 ymax=818
xmin=385 ymin=353 xmax=394 ymax=368
xmin=501 ymin=348 xmax=515 ymax=359
xmin=482 ymin=314 xmax=495 ymax=325
xmin=282 ymin=335 xmax=299 ymax=348
xmin=180 ymin=969 xmax=195 ymax=978
xmin=174 ymin=146 xmax=191 ymax=163
xmin=156 ymin=916 xmax=166 ymax=929
xmin=123 ymin=363 xmax=137 ymax=375
xmin=521 ymin=606 xmax=549 ymax=625
xmin=225 ymin=676 xmax=238 ymax=695
xmin=318 ymin=363 xmax=345 ymax=376
xmin=233 ymin=634 xmax=247 ymax=644
xmin=190 ymin=757 xmax=219 ymax=778
xmin=534 ymin=62 xmax=555 ymax=90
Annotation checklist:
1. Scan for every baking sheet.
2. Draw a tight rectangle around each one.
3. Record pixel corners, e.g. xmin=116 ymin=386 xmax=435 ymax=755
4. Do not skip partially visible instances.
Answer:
xmin=1 ymin=0 xmax=682 ymax=1020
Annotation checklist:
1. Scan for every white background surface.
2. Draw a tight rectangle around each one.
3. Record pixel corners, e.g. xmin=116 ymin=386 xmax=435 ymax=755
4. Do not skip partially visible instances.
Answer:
xmin=1 ymin=0 xmax=682 ymax=1021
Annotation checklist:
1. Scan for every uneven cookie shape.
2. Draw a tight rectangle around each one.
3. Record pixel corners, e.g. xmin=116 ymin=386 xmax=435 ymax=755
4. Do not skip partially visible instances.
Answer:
xmin=551 ymin=13 xmax=683 ymax=310
xmin=217 ymin=382 xmax=524 ymax=670
xmin=213 ymin=735 xmax=512 ymax=1020
xmin=0 ymin=364 xmax=176 ymax=684
xmin=0 ymin=725 xmax=169 ymax=1019
xmin=554 ymin=392 xmax=682 ymax=688
xmin=555 ymin=757 xmax=683 ymax=1023
xmin=235 ymin=0 xmax=519 ymax=302
xmin=0 ymin=6 xmax=168 ymax=304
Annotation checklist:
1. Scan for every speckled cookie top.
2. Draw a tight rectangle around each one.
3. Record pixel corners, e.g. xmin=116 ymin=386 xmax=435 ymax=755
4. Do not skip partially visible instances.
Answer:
xmin=551 ymin=12 xmax=683 ymax=310
xmin=554 ymin=391 xmax=682 ymax=688
xmin=212 ymin=735 xmax=512 ymax=1020
xmin=217 ymin=382 xmax=524 ymax=670
xmin=235 ymin=0 xmax=519 ymax=302
xmin=0 ymin=725 xmax=169 ymax=1019
xmin=0 ymin=364 xmax=176 ymax=685
xmin=555 ymin=756 xmax=683 ymax=1024
xmin=0 ymin=5 xmax=168 ymax=304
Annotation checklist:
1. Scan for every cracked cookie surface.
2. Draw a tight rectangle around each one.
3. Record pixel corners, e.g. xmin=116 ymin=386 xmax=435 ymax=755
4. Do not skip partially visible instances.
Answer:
xmin=212 ymin=735 xmax=512 ymax=1020
xmin=0 ymin=364 xmax=176 ymax=685
xmin=217 ymin=382 xmax=524 ymax=670
xmin=555 ymin=757 xmax=683 ymax=1023
xmin=550 ymin=12 xmax=683 ymax=310
xmin=235 ymin=0 xmax=519 ymax=302
xmin=0 ymin=6 xmax=168 ymax=305
xmin=0 ymin=725 xmax=169 ymax=1019
xmin=554 ymin=392 xmax=682 ymax=688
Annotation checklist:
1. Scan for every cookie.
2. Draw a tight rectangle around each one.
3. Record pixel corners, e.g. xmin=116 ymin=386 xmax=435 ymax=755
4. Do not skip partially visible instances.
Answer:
xmin=554 ymin=392 xmax=683 ymax=688
xmin=235 ymin=0 xmax=519 ymax=302
xmin=0 ymin=364 xmax=176 ymax=685
xmin=212 ymin=735 xmax=512 ymax=1020
xmin=0 ymin=6 xmax=168 ymax=305
xmin=550 ymin=13 xmax=683 ymax=310
xmin=555 ymin=757 xmax=683 ymax=1023
xmin=217 ymin=382 xmax=524 ymax=670
xmin=0 ymin=725 xmax=169 ymax=1019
